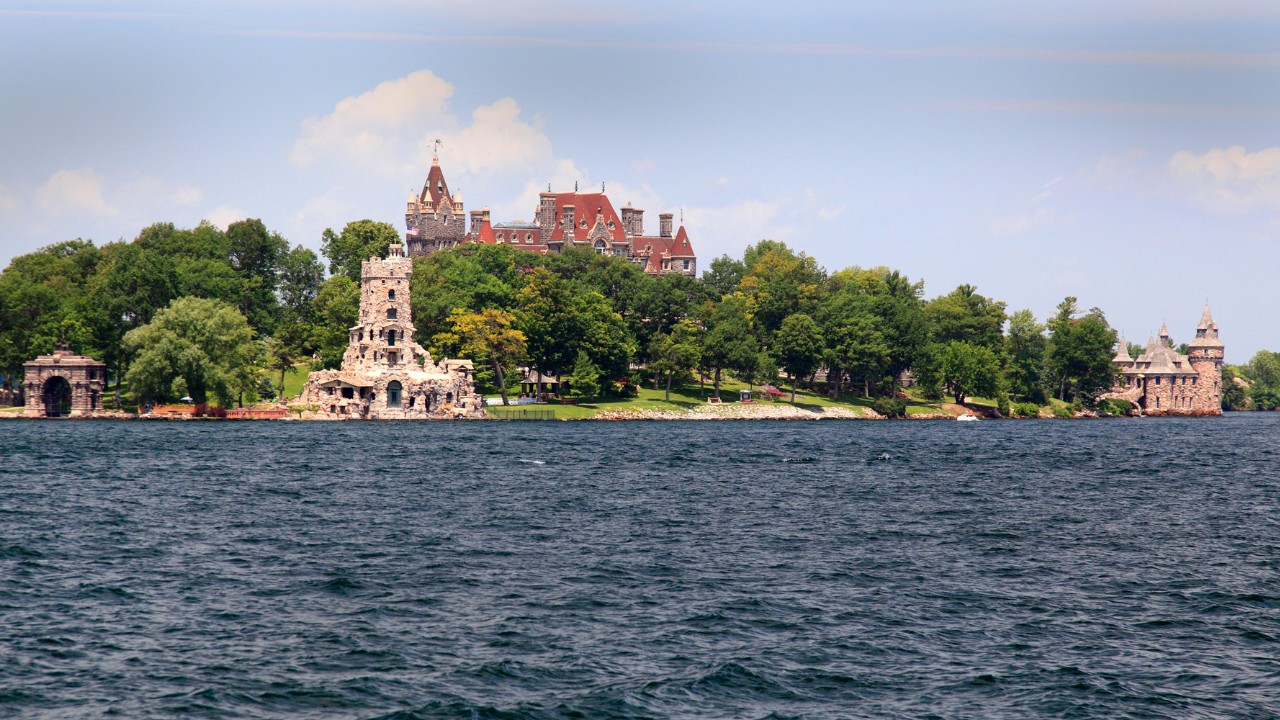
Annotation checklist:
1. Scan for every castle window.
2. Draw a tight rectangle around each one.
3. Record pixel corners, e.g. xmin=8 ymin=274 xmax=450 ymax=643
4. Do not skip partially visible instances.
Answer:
xmin=387 ymin=308 xmax=397 ymax=320
xmin=1156 ymin=397 xmax=1160 ymax=408
xmin=387 ymin=381 xmax=402 ymax=408
xmin=1155 ymin=377 xmax=1161 ymax=385
xmin=447 ymin=391 xmax=454 ymax=403
xmin=526 ymin=234 xmax=532 ymax=243
xmin=388 ymin=289 xmax=396 ymax=300
xmin=342 ymin=387 xmax=354 ymax=399
xmin=1192 ymin=377 xmax=1197 ymax=385
xmin=388 ymin=330 xmax=397 ymax=346
xmin=580 ymin=220 xmax=587 ymax=228
xmin=408 ymin=395 xmax=415 ymax=409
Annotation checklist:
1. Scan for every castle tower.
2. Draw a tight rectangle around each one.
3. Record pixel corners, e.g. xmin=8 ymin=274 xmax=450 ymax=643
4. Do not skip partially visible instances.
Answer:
xmin=1187 ymin=304 xmax=1224 ymax=415
xmin=405 ymin=154 xmax=466 ymax=256
xmin=345 ymin=241 xmax=429 ymax=371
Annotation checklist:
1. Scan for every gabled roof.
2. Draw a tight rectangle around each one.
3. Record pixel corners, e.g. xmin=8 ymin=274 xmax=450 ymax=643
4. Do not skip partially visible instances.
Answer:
xmin=545 ymin=192 xmax=627 ymax=245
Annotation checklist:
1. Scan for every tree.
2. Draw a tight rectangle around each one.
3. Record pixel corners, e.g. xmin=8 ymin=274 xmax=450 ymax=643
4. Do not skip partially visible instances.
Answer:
xmin=322 ymin=220 xmax=399 ymax=282
xmin=776 ymin=313 xmax=824 ymax=404
xmin=516 ymin=267 xmax=634 ymax=383
xmin=703 ymin=255 xmax=745 ymax=299
xmin=930 ymin=341 xmax=1001 ymax=404
xmin=124 ymin=297 xmax=258 ymax=406
xmin=263 ymin=335 xmax=296 ymax=398
xmin=1005 ymin=309 xmax=1048 ymax=403
xmin=437 ymin=308 xmax=527 ymax=405
xmin=225 ymin=218 xmax=288 ymax=334
xmin=1245 ymin=350 xmax=1280 ymax=393
xmin=1047 ymin=298 xmax=1117 ymax=403
xmin=1221 ymin=365 xmax=1248 ymax=411
xmin=828 ymin=313 xmax=890 ymax=397
xmin=700 ymin=294 xmax=759 ymax=399
xmin=738 ymin=240 xmax=825 ymax=343
xmin=924 ymin=284 xmax=1007 ymax=351
xmin=567 ymin=349 xmax=601 ymax=398
xmin=309 ymin=276 xmax=360 ymax=369
xmin=647 ymin=319 xmax=702 ymax=401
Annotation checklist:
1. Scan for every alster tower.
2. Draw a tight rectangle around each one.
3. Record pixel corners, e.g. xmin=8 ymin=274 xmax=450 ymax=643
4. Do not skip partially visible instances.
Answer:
xmin=299 ymin=241 xmax=483 ymax=419
xmin=1187 ymin=304 xmax=1225 ymax=414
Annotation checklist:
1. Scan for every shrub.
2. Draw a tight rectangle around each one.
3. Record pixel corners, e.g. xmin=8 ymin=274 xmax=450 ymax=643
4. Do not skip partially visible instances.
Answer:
xmin=1096 ymin=398 xmax=1131 ymax=417
xmin=1053 ymin=404 xmax=1074 ymax=419
xmin=871 ymin=396 xmax=908 ymax=418
xmin=996 ymin=389 xmax=1011 ymax=418
xmin=210 ymin=406 xmax=228 ymax=418
xmin=1013 ymin=402 xmax=1040 ymax=418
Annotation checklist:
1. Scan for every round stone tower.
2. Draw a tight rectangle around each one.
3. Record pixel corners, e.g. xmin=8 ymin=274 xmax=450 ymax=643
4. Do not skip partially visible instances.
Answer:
xmin=1187 ymin=304 xmax=1224 ymax=415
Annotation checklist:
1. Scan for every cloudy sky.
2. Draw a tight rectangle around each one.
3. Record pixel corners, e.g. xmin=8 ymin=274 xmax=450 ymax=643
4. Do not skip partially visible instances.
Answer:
xmin=1 ymin=1 xmax=1277 ymax=360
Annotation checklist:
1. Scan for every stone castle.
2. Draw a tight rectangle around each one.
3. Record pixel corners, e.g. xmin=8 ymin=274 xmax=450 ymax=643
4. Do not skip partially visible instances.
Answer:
xmin=1104 ymin=305 xmax=1224 ymax=416
xmin=299 ymin=242 xmax=484 ymax=419
xmin=404 ymin=154 xmax=697 ymax=276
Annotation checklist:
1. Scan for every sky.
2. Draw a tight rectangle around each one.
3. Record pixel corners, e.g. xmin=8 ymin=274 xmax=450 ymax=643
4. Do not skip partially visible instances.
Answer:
xmin=1 ymin=0 xmax=1277 ymax=361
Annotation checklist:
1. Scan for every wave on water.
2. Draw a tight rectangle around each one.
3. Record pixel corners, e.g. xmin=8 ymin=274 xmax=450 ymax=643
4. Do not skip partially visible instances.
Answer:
xmin=2 ymin=416 xmax=1280 ymax=718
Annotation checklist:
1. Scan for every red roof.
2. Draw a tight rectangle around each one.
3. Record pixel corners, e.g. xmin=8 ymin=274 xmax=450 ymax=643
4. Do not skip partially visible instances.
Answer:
xmin=632 ymin=225 xmax=694 ymax=273
xmin=420 ymin=160 xmax=451 ymax=207
xmin=475 ymin=217 xmax=496 ymax=244
xmin=547 ymin=192 xmax=627 ymax=245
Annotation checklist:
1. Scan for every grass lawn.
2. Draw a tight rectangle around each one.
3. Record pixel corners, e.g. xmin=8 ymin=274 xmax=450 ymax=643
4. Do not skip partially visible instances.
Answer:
xmin=485 ymin=376 xmax=962 ymax=419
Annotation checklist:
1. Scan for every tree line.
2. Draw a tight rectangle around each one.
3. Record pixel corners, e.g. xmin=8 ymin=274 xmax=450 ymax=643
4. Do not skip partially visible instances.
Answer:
xmin=0 ymin=219 xmax=1158 ymax=412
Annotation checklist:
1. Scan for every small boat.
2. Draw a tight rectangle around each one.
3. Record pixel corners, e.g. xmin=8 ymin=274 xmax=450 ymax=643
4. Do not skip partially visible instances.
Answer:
xmin=956 ymin=413 xmax=979 ymax=422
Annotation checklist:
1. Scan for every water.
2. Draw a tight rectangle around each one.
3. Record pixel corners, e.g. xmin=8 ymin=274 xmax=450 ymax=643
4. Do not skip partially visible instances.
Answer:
xmin=2 ymin=416 xmax=1279 ymax=719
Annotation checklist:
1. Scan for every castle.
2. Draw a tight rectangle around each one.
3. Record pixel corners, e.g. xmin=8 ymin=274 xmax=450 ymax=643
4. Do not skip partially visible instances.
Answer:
xmin=404 ymin=154 xmax=697 ymax=276
xmin=1105 ymin=305 xmax=1224 ymax=416
xmin=298 ymin=242 xmax=484 ymax=419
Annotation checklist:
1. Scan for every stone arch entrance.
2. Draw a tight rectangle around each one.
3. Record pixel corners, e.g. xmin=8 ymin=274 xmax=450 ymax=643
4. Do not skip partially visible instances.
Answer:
xmin=42 ymin=376 xmax=72 ymax=418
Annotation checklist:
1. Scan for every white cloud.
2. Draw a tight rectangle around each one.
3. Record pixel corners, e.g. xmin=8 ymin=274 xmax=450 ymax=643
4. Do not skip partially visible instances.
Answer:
xmin=684 ymin=199 xmax=791 ymax=261
xmin=1168 ymin=145 xmax=1280 ymax=212
xmin=36 ymin=168 xmax=114 ymax=215
xmin=632 ymin=158 xmax=656 ymax=174
xmin=0 ymin=184 xmax=19 ymax=215
xmin=204 ymin=205 xmax=247 ymax=230
xmin=169 ymin=185 xmax=203 ymax=206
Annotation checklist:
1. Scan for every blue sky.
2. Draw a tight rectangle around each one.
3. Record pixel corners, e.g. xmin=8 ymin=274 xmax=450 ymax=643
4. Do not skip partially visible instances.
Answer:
xmin=1 ymin=1 xmax=1277 ymax=360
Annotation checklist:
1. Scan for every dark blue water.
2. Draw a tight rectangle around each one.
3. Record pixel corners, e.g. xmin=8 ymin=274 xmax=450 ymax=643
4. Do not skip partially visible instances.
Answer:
xmin=2 ymin=416 xmax=1279 ymax=719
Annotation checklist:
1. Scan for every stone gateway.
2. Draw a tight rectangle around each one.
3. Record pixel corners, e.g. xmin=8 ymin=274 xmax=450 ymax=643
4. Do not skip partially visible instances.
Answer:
xmin=23 ymin=345 xmax=107 ymax=418
xmin=299 ymin=242 xmax=484 ymax=420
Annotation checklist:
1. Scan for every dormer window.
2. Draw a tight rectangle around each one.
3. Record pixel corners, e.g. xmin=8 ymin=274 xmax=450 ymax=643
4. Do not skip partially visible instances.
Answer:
xmin=580 ymin=219 xmax=587 ymax=228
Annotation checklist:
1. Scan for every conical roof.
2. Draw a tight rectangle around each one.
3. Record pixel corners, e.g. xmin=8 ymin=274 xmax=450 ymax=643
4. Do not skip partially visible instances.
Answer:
xmin=1112 ymin=336 xmax=1132 ymax=363
xmin=1190 ymin=303 xmax=1224 ymax=349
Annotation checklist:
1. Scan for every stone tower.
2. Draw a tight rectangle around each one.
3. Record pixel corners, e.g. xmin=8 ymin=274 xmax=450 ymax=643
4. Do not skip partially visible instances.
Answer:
xmin=405 ymin=153 xmax=466 ymax=256
xmin=344 ymin=243 xmax=419 ymax=370
xmin=1187 ymin=304 xmax=1224 ymax=415
xmin=298 ymin=241 xmax=483 ymax=419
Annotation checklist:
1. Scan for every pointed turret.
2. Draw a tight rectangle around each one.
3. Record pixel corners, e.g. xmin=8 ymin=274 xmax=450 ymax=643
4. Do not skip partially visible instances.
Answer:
xmin=1190 ymin=303 xmax=1224 ymax=348
xmin=1112 ymin=336 xmax=1132 ymax=364
xmin=1158 ymin=322 xmax=1171 ymax=346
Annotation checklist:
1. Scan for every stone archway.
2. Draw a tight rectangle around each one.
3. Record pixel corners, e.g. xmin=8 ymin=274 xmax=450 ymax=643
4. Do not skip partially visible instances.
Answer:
xmin=42 ymin=376 xmax=72 ymax=418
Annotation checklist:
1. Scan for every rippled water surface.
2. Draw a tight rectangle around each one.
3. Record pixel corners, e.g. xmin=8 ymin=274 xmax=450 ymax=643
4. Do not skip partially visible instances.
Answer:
xmin=3 ymin=416 xmax=1280 ymax=719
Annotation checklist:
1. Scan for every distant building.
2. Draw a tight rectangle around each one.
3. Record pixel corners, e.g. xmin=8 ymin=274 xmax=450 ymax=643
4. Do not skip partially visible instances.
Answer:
xmin=405 ymin=155 xmax=697 ymax=276
xmin=23 ymin=345 xmax=106 ymax=418
xmin=299 ymin=242 xmax=484 ymax=419
xmin=1104 ymin=305 xmax=1223 ymax=415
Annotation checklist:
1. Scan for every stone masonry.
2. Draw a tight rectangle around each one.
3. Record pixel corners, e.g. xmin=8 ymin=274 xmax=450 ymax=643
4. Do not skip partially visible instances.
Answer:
xmin=23 ymin=345 xmax=107 ymax=418
xmin=1104 ymin=305 xmax=1223 ymax=416
xmin=299 ymin=242 xmax=484 ymax=420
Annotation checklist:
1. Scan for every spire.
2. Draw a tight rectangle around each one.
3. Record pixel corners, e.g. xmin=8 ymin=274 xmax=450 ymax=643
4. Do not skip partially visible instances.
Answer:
xmin=1112 ymin=336 xmax=1132 ymax=363
xmin=1197 ymin=303 xmax=1216 ymax=331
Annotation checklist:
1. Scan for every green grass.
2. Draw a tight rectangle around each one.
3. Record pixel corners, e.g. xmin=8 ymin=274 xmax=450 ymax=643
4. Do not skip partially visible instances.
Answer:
xmin=275 ymin=364 xmax=310 ymax=401
xmin=483 ymin=376 xmax=960 ymax=419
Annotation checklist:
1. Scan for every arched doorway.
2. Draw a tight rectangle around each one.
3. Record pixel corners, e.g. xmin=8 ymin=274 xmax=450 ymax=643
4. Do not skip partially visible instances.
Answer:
xmin=386 ymin=380 xmax=402 ymax=408
xmin=42 ymin=376 xmax=72 ymax=417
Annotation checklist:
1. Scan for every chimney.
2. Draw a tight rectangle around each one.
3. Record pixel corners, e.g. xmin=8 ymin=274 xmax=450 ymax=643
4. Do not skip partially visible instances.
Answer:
xmin=562 ymin=204 xmax=576 ymax=241
xmin=621 ymin=206 xmax=644 ymax=237
xmin=538 ymin=192 xmax=556 ymax=230
xmin=659 ymin=213 xmax=673 ymax=239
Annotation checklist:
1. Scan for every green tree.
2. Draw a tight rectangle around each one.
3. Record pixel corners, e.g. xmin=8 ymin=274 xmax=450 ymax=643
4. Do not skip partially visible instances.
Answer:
xmin=1005 ymin=308 xmax=1048 ymax=403
xmin=321 ymin=219 xmax=400 ymax=282
xmin=309 ymin=276 xmax=360 ymax=369
xmin=436 ymin=308 xmax=527 ymax=405
xmin=1221 ymin=365 xmax=1248 ymax=411
xmin=776 ymin=313 xmax=824 ymax=404
xmin=648 ymin=319 xmax=702 ymax=401
xmin=225 ymin=218 xmax=288 ymax=334
xmin=925 ymin=284 xmax=1007 ymax=351
xmin=701 ymin=294 xmax=759 ymax=399
xmin=124 ymin=297 xmax=258 ymax=406
xmin=1047 ymin=298 xmax=1117 ymax=403
xmin=567 ymin=349 xmax=601 ymax=398
xmin=929 ymin=340 xmax=1001 ymax=404
xmin=1245 ymin=350 xmax=1280 ymax=393
xmin=738 ymin=240 xmax=825 ymax=343
xmin=263 ymin=335 xmax=296 ymax=398
xmin=702 ymin=255 xmax=746 ymax=299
